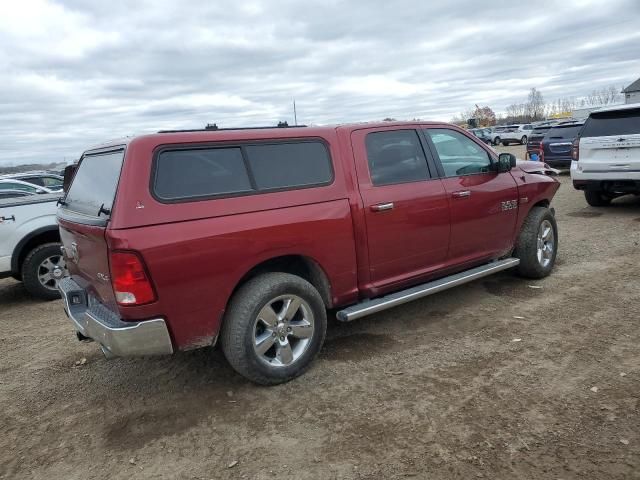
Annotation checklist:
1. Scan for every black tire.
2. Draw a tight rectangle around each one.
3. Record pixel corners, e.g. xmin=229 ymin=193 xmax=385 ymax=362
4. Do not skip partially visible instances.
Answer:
xmin=221 ymin=273 xmax=327 ymax=385
xmin=493 ymin=137 xmax=501 ymax=146
xmin=514 ymin=207 xmax=558 ymax=279
xmin=584 ymin=190 xmax=612 ymax=207
xmin=520 ymin=136 xmax=528 ymax=145
xmin=21 ymin=243 xmax=66 ymax=300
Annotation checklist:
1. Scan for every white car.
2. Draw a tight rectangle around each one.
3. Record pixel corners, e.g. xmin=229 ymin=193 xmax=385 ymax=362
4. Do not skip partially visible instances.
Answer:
xmin=494 ymin=124 xmax=534 ymax=146
xmin=1 ymin=171 xmax=64 ymax=191
xmin=0 ymin=178 xmax=57 ymax=195
xmin=0 ymin=193 xmax=67 ymax=299
xmin=571 ymin=103 xmax=640 ymax=206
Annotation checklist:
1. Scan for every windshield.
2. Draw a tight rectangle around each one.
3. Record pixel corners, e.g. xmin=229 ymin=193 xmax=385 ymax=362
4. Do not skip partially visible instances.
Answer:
xmin=64 ymin=150 xmax=124 ymax=217
xmin=581 ymin=109 xmax=640 ymax=137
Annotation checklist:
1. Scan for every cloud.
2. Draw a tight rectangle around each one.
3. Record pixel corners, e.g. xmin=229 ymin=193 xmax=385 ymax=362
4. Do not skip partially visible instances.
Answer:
xmin=0 ymin=0 xmax=639 ymax=165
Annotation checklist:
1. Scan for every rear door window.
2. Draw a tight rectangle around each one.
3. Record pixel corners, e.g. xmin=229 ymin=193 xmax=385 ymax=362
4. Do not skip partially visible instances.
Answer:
xmin=245 ymin=142 xmax=332 ymax=190
xmin=582 ymin=109 xmax=640 ymax=137
xmin=41 ymin=176 xmax=63 ymax=188
xmin=64 ymin=150 xmax=124 ymax=217
xmin=365 ymin=130 xmax=430 ymax=186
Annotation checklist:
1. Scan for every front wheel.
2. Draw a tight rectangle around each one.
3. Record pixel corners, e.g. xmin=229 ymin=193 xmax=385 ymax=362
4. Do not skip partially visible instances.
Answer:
xmin=493 ymin=137 xmax=501 ymax=146
xmin=520 ymin=136 xmax=528 ymax=145
xmin=584 ymin=190 xmax=612 ymax=207
xmin=221 ymin=273 xmax=327 ymax=385
xmin=514 ymin=207 xmax=558 ymax=279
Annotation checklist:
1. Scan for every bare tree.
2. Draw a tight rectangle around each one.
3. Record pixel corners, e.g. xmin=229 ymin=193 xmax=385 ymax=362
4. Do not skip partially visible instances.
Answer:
xmin=583 ymin=85 xmax=623 ymax=106
xmin=527 ymin=88 xmax=545 ymax=121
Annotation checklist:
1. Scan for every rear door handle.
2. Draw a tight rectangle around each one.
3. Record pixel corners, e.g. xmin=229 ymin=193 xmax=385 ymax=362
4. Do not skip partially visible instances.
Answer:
xmin=370 ymin=202 xmax=394 ymax=212
xmin=452 ymin=190 xmax=471 ymax=198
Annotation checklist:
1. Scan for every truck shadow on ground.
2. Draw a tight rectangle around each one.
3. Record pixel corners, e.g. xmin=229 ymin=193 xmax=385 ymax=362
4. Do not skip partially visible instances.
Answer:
xmin=0 ymin=279 xmax=43 ymax=308
xmin=37 ymin=271 xmax=542 ymax=453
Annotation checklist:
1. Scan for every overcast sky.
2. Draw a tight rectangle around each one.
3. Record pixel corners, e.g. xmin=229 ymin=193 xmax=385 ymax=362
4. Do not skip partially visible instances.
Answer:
xmin=1 ymin=0 xmax=639 ymax=165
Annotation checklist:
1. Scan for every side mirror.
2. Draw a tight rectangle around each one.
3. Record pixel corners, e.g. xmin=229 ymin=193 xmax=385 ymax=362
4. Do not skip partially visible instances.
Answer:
xmin=62 ymin=164 xmax=77 ymax=193
xmin=497 ymin=153 xmax=517 ymax=172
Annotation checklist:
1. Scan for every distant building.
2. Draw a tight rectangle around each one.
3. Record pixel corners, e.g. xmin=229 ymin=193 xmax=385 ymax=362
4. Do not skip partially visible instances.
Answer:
xmin=622 ymin=77 xmax=640 ymax=104
xmin=571 ymin=106 xmax=606 ymax=119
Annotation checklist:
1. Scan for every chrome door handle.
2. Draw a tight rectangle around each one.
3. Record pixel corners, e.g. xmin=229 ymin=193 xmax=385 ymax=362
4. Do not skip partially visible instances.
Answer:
xmin=371 ymin=202 xmax=394 ymax=212
xmin=452 ymin=190 xmax=471 ymax=198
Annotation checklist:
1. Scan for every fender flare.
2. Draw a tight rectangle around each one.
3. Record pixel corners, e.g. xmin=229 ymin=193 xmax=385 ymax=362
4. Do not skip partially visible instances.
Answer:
xmin=10 ymin=226 xmax=60 ymax=274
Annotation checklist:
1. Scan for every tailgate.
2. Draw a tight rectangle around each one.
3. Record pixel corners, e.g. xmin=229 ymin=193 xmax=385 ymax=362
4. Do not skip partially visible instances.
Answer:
xmin=57 ymin=148 xmax=125 ymax=308
xmin=580 ymin=134 xmax=640 ymax=171
xmin=58 ymin=219 xmax=116 ymax=307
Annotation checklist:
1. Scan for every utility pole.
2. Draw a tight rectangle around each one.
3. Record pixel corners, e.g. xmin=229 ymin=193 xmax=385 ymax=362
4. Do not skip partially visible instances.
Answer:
xmin=293 ymin=100 xmax=298 ymax=126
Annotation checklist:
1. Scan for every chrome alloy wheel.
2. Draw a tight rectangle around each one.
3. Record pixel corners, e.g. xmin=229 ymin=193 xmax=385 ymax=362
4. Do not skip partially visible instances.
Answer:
xmin=38 ymin=254 xmax=67 ymax=291
xmin=252 ymin=294 xmax=314 ymax=367
xmin=536 ymin=220 xmax=555 ymax=268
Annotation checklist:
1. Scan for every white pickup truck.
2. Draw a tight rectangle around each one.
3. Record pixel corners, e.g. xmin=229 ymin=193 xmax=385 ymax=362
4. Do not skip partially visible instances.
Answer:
xmin=0 ymin=194 xmax=67 ymax=299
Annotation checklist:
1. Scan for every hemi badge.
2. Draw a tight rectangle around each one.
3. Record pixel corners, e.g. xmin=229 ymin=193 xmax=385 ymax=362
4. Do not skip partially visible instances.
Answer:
xmin=520 ymin=197 xmax=529 ymax=204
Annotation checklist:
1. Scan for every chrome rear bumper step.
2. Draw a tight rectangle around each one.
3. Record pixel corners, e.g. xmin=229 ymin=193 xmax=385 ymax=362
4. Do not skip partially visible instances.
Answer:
xmin=336 ymin=258 xmax=520 ymax=322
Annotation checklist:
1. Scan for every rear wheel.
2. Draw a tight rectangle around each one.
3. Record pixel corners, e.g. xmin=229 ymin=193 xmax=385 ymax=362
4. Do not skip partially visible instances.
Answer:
xmin=520 ymin=135 xmax=528 ymax=145
xmin=221 ymin=273 xmax=327 ymax=385
xmin=493 ymin=137 xmax=501 ymax=146
xmin=584 ymin=190 xmax=612 ymax=207
xmin=514 ymin=207 xmax=558 ymax=279
xmin=21 ymin=243 xmax=67 ymax=300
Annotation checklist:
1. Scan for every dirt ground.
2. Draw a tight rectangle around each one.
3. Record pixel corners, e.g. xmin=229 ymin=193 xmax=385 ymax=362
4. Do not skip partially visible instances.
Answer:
xmin=1 ymin=149 xmax=639 ymax=479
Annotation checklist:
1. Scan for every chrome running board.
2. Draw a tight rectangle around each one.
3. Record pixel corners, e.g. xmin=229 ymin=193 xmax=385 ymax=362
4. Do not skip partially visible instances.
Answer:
xmin=336 ymin=258 xmax=520 ymax=322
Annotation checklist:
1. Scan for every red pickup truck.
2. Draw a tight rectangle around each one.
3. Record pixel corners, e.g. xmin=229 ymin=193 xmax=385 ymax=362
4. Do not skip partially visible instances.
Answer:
xmin=57 ymin=122 xmax=560 ymax=384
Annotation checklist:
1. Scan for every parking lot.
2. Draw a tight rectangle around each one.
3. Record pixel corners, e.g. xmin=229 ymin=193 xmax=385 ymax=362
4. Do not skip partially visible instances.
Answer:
xmin=1 ymin=148 xmax=639 ymax=479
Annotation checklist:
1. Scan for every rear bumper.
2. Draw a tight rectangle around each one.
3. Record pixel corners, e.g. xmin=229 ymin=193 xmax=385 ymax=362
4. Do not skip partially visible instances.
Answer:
xmin=572 ymin=179 xmax=640 ymax=193
xmin=544 ymin=158 xmax=572 ymax=169
xmin=571 ymin=161 xmax=640 ymax=181
xmin=58 ymin=277 xmax=173 ymax=357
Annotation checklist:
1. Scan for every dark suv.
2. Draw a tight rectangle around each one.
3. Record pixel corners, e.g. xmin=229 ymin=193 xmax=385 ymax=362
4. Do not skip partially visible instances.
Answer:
xmin=540 ymin=122 xmax=584 ymax=169
xmin=526 ymin=124 xmax=555 ymax=160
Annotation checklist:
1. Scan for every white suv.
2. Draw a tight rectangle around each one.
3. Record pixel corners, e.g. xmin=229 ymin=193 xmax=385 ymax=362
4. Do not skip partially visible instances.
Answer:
xmin=571 ymin=103 xmax=640 ymax=206
xmin=491 ymin=124 xmax=534 ymax=146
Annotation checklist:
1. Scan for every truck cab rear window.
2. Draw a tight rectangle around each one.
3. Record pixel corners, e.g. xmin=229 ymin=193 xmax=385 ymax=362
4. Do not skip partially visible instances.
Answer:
xmin=64 ymin=150 xmax=124 ymax=217
xmin=153 ymin=141 xmax=333 ymax=201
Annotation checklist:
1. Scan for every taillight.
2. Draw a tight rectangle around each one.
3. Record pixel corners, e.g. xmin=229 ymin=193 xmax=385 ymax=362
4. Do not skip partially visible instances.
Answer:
xmin=572 ymin=138 xmax=580 ymax=161
xmin=109 ymin=251 xmax=157 ymax=306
